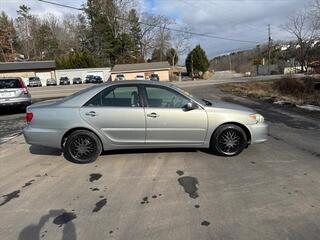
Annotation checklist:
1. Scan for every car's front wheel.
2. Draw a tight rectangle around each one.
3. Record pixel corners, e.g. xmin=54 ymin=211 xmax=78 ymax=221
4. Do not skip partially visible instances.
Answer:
xmin=64 ymin=130 xmax=102 ymax=163
xmin=211 ymin=124 xmax=248 ymax=156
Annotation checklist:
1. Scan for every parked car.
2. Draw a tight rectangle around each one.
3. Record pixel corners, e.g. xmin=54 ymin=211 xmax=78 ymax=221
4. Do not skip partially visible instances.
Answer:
xmin=150 ymin=74 xmax=159 ymax=81
xmin=59 ymin=77 xmax=70 ymax=85
xmin=46 ymin=79 xmax=57 ymax=86
xmin=73 ymin=77 xmax=82 ymax=84
xmin=92 ymin=76 xmax=103 ymax=84
xmin=23 ymin=80 xmax=268 ymax=164
xmin=85 ymin=75 xmax=94 ymax=83
xmin=28 ymin=77 xmax=42 ymax=87
xmin=85 ymin=76 xmax=103 ymax=84
xmin=136 ymin=75 xmax=145 ymax=80
xmin=0 ymin=77 xmax=31 ymax=109
xmin=115 ymin=74 xmax=125 ymax=81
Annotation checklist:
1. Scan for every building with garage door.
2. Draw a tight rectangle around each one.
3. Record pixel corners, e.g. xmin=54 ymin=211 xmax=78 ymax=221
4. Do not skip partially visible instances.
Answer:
xmin=0 ymin=61 xmax=56 ymax=86
xmin=111 ymin=61 xmax=171 ymax=81
xmin=56 ymin=67 xmax=111 ymax=83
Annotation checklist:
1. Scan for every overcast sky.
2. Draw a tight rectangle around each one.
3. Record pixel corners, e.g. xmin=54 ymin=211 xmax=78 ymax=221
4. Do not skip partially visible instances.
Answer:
xmin=0 ymin=0 xmax=313 ymax=59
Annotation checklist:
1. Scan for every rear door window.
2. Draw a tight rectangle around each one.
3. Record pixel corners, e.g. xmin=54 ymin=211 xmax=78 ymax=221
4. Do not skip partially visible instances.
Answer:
xmin=0 ymin=79 xmax=20 ymax=89
xmin=85 ymin=86 xmax=141 ymax=107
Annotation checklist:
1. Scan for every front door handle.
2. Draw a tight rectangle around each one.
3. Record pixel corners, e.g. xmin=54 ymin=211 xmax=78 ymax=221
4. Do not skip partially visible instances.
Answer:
xmin=85 ymin=111 xmax=97 ymax=117
xmin=147 ymin=112 xmax=159 ymax=118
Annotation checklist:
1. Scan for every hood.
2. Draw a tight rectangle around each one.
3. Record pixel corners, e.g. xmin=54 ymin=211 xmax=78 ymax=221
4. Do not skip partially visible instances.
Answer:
xmin=207 ymin=99 xmax=255 ymax=114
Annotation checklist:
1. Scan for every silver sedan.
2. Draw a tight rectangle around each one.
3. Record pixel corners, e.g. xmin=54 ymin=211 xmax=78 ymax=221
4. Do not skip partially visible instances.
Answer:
xmin=23 ymin=81 xmax=268 ymax=163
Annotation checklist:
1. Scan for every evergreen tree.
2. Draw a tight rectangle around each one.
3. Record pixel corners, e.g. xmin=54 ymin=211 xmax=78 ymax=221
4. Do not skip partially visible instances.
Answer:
xmin=84 ymin=0 xmax=118 ymax=66
xmin=128 ymin=9 xmax=142 ymax=61
xmin=151 ymin=48 xmax=165 ymax=62
xmin=55 ymin=50 xmax=97 ymax=69
xmin=0 ymin=11 xmax=18 ymax=61
xmin=35 ymin=23 xmax=59 ymax=59
xmin=166 ymin=48 xmax=178 ymax=66
xmin=185 ymin=45 xmax=209 ymax=76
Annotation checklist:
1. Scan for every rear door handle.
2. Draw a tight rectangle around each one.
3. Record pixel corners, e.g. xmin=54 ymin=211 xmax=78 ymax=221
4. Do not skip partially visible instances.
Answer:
xmin=147 ymin=113 xmax=159 ymax=118
xmin=85 ymin=111 xmax=97 ymax=117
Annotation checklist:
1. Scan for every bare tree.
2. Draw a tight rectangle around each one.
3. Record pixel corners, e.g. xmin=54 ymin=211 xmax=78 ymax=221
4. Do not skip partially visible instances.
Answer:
xmin=170 ymin=25 xmax=192 ymax=68
xmin=156 ymin=16 xmax=172 ymax=61
xmin=140 ymin=13 xmax=162 ymax=59
xmin=282 ymin=9 xmax=318 ymax=71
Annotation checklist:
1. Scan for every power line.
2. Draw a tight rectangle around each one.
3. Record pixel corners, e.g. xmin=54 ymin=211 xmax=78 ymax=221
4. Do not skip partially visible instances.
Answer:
xmin=38 ymin=0 xmax=82 ymax=10
xmin=36 ymin=0 xmax=261 ymax=44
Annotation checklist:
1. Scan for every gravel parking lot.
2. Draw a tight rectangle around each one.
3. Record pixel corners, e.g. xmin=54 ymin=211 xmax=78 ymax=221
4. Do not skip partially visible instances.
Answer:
xmin=1 ymin=83 xmax=320 ymax=240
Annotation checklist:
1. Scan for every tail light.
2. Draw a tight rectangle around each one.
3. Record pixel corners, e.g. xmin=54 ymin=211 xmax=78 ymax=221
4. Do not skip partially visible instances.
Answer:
xmin=18 ymin=78 xmax=29 ymax=94
xmin=26 ymin=112 xmax=33 ymax=123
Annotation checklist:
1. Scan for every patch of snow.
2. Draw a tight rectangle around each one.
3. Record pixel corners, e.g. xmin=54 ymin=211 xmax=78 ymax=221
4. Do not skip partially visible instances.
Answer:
xmin=273 ymin=100 xmax=293 ymax=106
xmin=296 ymin=105 xmax=320 ymax=112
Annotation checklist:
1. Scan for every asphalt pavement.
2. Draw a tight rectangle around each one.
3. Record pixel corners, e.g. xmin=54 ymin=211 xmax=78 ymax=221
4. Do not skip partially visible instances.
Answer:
xmin=1 ymin=83 xmax=320 ymax=240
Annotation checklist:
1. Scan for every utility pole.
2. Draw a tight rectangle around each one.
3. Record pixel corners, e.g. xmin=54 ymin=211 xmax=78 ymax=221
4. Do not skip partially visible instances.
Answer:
xmin=228 ymin=54 xmax=232 ymax=71
xmin=268 ymin=24 xmax=272 ymax=75
xmin=191 ymin=53 xmax=194 ymax=79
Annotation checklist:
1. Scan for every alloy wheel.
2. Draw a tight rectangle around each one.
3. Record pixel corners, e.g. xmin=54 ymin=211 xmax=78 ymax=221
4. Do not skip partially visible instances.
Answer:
xmin=217 ymin=128 xmax=243 ymax=155
xmin=69 ymin=134 xmax=97 ymax=162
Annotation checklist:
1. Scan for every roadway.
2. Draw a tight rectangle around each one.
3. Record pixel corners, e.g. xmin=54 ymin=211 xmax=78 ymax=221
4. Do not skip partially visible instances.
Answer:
xmin=1 ymin=82 xmax=320 ymax=240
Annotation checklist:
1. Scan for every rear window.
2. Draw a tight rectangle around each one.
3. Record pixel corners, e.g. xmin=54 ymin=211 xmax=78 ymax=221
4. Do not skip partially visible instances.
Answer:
xmin=0 ymin=79 xmax=20 ymax=89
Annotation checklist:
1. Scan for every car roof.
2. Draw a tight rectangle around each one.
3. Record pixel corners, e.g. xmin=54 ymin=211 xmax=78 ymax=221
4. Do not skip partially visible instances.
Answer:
xmin=0 ymin=77 xmax=21 ymax=79
xmin=107 ymin=80 xmax=172 ymax=87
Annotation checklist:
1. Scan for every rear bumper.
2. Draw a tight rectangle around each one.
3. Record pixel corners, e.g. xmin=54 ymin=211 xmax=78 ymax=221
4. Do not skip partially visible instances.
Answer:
xmin=23 ymin=125 xmax=63 ymax=149
xmin=29 ymin=83 xmax=41 ymax=87
xmin=248 ymin=122 xmax=268 ymax=144
xmin=0 ymin=98 xmax=31 ymax=107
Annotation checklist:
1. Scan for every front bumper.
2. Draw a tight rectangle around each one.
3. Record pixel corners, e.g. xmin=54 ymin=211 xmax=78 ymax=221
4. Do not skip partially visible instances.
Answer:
xmin=247 ymin=122 xmax=268 ymax=144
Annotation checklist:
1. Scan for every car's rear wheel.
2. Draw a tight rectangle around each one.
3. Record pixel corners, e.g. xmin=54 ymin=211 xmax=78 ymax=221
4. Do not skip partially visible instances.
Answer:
xmin=212 ymin=124 xmax=247 ymax=156
xmin=64 ymin=130 xmax=102 ymax=164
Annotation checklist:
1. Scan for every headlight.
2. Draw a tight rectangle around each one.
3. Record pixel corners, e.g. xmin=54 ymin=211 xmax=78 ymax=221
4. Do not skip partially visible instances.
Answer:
xmin=249 ymin=114 xmax=264 ymax=123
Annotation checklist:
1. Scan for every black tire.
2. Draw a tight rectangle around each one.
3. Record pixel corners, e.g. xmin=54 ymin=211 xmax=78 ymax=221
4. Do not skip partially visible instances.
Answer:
xmin=64 ymin=130 xmax=102 ymax=164
xmin=211 ymin=124 xmax=247 ymax=156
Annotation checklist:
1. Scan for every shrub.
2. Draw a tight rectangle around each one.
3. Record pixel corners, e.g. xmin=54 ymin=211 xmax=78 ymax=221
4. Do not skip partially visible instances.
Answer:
xmin=273 ymin=76 xmax=315 ymax=97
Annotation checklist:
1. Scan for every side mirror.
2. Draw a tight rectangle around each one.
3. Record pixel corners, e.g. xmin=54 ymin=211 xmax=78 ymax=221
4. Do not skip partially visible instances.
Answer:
xmin=184 ymin=102 xmax=198 ymax=111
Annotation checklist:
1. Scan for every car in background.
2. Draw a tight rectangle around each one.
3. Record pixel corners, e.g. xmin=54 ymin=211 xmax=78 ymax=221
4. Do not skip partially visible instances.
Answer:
xmin=46 ymin=79 xmax=57 ymax=86
xmin=92 ymin=76 xmax=103 ymax=84
xmin=73 ymin=77 xmax=82 ymax=84
xmin=28 ymin=77 xmax=42 ymax=87
xmin=86 ymin=76 xmax=103 ymax=84
xmin=0 ymin=77 xmax=31 ymax=109
xmin=150 ymin=74 xmax=159 ymax=81
xmin=85 ymin=75 xmax=94 ymax=83
xmin=136 ymin=75 xmax=145 ymax=80
xmin=23 ymin=80 xmax=268 ymax=163
xmin=115 ymin=74 xmax=125 ymax=81
xmin=59 ymin=77 xmax=70 ymax=85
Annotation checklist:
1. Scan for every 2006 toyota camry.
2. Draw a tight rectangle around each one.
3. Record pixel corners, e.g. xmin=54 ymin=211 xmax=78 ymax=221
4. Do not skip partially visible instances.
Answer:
xmin=23 ymin=81 xmax=268 ymax=163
